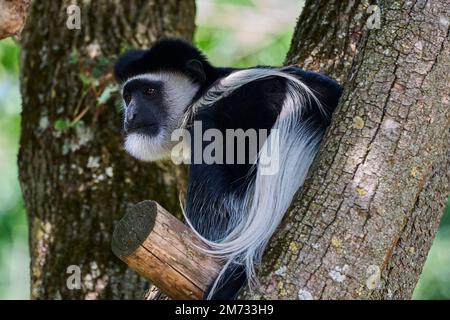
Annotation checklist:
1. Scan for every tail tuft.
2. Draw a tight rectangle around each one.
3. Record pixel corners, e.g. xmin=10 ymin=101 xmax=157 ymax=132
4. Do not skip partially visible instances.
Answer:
xmin=183 ymin=68 xmax=325 ymax=299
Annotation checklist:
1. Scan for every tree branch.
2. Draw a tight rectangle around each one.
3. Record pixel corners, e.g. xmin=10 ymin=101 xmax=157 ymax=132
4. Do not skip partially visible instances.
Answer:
xmin=0 ymin=0 xmax=30 ymax=39
xmin=112 ymin=201 xmax=221 ymax=300
xmin=285 ymin=0 xmax=373 ymax=83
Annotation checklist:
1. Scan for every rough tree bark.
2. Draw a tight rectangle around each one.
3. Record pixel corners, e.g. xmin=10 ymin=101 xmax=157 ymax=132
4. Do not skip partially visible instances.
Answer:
xmin=0 ymin=0 xmax=30 ymax=39
xmin=285 ymin=0 xmax=375 ymax=83
xmin=19 ymin=0 xmax=194 ymax=299
xmin=242 ymin=0 xmax=450 ymax=299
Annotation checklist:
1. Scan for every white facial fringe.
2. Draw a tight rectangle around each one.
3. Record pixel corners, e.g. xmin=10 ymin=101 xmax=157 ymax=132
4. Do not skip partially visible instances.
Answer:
xmin=122 ymin=72 xmax=200 ymax=161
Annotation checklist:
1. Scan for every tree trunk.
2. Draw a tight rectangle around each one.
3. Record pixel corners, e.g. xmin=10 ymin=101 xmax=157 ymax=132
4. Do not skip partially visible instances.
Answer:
xmin=19 ymin=0 xmax=194 ymax=299
xmin=285 ymin=0 xmax=374 ymax=83
xmin=242 ymin=0 xmax=450 ymax=299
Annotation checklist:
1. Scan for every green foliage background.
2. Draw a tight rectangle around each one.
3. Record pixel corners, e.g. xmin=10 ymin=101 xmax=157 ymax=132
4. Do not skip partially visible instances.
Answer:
xmin=0 ymin=0 xmax=448 ymax=299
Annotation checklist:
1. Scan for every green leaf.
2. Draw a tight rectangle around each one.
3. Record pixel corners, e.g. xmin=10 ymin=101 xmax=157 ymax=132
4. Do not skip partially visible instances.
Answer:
xmin=69 ymin=119 xmax=83 ymax=128
xmin=91 ymin=78 xmax=100 ymax=87
xmin=97 ymin=84 xmax=119 ymax=105
xmin=54 ymin=119 xmax=71 ymax=130
xmin=69 ymin=51 xmax=78 ymax=65
xmin=98 ymin=56 xmax=109 ymax=67
xmin=120 ymin=43 xmax=135 ymax=54
xmin=79 ymin=73 xmax=100 ymax=87
xmin=0 ymin=38 xmax=20 ymax=74
xmin=92 ymin=67 xmax=103 ymax=78
xmin=79 ymin=73 xmax=91 ymax=86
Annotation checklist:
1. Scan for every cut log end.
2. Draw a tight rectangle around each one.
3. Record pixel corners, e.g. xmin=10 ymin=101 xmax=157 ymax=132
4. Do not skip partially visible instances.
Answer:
xmin=112 ymin=201 xmax=157 ymax=257
xmin=112 ymin=200 xmax=222 ymax=300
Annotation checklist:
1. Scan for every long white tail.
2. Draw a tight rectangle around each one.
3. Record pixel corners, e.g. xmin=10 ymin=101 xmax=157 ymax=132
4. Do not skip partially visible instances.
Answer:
xmin=183 ymin=68 xmax=325 ymax=298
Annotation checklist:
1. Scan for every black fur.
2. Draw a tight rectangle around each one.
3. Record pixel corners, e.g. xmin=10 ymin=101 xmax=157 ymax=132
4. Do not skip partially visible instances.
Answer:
xmin=115 ymin=38 xmax=231 ymax=94
xmin=115 ymin=38 xmax=343 ymax=300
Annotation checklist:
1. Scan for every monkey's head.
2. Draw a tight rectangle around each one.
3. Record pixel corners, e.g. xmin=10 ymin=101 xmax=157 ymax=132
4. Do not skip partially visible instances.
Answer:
xmin=114 ymin=38 xmax=218 ymax=161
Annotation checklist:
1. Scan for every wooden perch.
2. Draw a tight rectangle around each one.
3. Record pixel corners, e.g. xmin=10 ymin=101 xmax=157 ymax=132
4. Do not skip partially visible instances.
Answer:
xmin=112 ymin=200 xmax=222 ymax=300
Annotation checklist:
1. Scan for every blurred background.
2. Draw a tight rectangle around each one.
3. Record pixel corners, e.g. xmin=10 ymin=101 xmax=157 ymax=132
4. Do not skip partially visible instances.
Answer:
xmin=0 ymin=0 xmax=449 ymax=299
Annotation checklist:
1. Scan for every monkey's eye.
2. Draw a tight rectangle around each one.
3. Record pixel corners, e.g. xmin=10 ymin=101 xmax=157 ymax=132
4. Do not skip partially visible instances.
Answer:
xmin=123 ymin=92 xmax=132 ymax=105
xmin=144 ymin=87 xmax=156 ymax=96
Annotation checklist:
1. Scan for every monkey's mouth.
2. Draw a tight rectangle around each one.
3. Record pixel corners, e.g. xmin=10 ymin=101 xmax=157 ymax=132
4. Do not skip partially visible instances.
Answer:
xmin=126 ymin=123 xmax=159 ymax=135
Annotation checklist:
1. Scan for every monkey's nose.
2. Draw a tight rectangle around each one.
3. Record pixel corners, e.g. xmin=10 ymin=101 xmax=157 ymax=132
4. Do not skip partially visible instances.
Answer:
xmin=127 ymin=111 xmax=137 ymax=123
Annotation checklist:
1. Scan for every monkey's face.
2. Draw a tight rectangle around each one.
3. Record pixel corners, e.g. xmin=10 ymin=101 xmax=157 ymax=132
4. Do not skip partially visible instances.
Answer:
xmin=121 ymin=72 xmax=199 ymax=161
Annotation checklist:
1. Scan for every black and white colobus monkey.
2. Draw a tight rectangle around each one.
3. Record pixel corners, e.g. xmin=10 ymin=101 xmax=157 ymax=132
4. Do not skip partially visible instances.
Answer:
xmin=114 ymin=38 xmax=342 ymax=300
